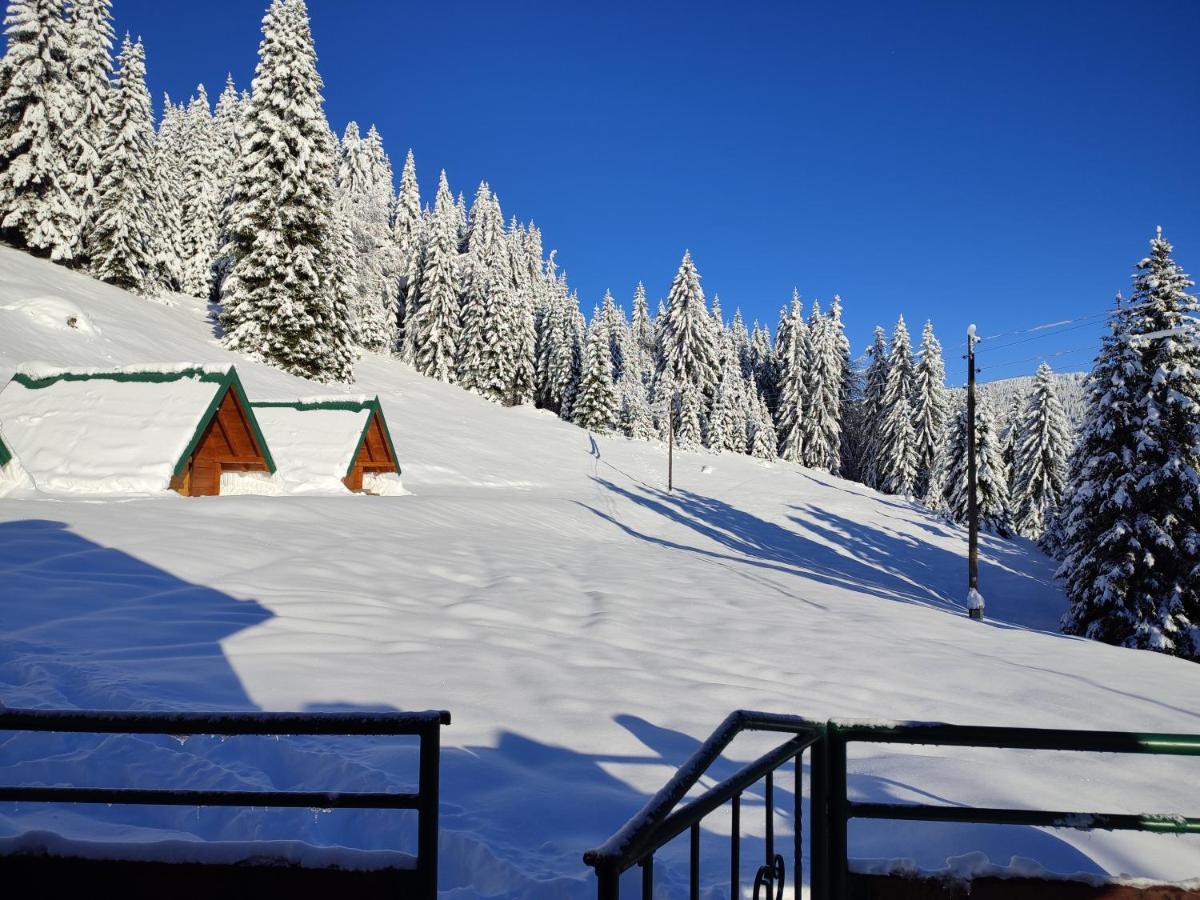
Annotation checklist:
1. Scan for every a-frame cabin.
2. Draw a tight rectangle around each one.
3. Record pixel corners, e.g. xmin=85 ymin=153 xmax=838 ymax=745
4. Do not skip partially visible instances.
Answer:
xmin=250 ymin=397 xmax=401 ymax=494
xmin=0 ymin=365 xmax=275 ymax=496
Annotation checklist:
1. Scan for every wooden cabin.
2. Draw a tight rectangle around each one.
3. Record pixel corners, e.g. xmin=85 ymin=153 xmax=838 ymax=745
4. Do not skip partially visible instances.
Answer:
xmin=250 ymin=397 xmax=402 ymax=495
xmin=0 ymin=365 xmax=275 ymax=496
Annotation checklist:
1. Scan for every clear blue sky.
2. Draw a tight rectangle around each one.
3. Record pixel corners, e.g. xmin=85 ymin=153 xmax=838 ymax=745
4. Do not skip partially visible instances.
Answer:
xmin=114 ymin=0 xmax=1199 ymax=382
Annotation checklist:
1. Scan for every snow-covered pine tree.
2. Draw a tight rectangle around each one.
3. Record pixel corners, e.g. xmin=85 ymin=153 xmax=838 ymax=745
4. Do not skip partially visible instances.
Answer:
xmin=89 ymin=35 xmax=160 ymax=296
xmin=406 ymin=169 xmax=460 ymax=382
xmin=219 ymin=0 xmax=355 ymax=382
xmin=874 ymin=315 xmax=919 ymax=495
xmin=1060 ymin=231 xmax=1200 ymax=660
xmin=774 ymin=296 xmax=806 ymax=462
xmin=748 ymin=392 xmax=777 ymax=461
xmin=501 ymin=218 xmax=537 ymax=407
xmin=630 ymin=281 xmax=655 ymax=385
xmin=0 ymin=0 xmax=77 ymax=260
xmin=912 ymin=320 xmax=949 ymax=496
xmin=210 ymin=74 xmax=243 ymax=296
xmin=152 ymin=95 xmax=186 ymax=292
xmin=674 ymin=380 xmax=705 ymax=450
xmin=619 ymin=375 xmax=656 ymax=441
xmin=730 ymin=310 xmax=752 ymax=380
xmin=392 ymin=148 xmax=421 ymax=349
xmin=63 ymin=0 xmax=112 ymax=259
xmin=802 ymin=300 xmax=842 ymax=472
xmin=659 ymin=251 xmax=718 ymax=402
xmin=1011 ymin=361 xmax=1070 ymax=539
xmin=457 ymin=182 xmax=506 ymax=397
xmin=999 ymin=392 xmax=1021 ymax=486
xmin=707 ymin=356 xmax=744 ymax=453
xmin=857 ymin=325 xmax=891 ymax=487
xmin=335 ymin=121 xmax=398 ymax=352
xmin=179 ymin=85 xmax=221 ymax=298
xmin=939 ymin=400 xmax=1012 ymax=535
xmin=600 ymin=289 xmax=631 ymax=384
xmin=574 ymin=319 xmax=619 ymax=433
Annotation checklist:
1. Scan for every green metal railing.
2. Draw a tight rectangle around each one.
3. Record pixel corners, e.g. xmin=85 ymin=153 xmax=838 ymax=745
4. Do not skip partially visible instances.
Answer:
xmin=584 ymin=712 xmax=1200 ymax=899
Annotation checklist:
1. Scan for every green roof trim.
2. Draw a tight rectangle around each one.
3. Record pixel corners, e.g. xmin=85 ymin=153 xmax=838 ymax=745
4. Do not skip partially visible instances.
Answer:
xmin=8 ymin=366 xmax=276 ymax=477
xmin=0 ymin=433 xmax=11 ymax=468
xmin=12 ymin=367 xmax=228 ymax=391
xmin=251 ymin=396 xmax=401 ymax=476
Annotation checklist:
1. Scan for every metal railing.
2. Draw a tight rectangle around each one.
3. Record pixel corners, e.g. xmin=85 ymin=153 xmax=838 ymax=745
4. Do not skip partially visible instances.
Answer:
xmin=584 ymin=711 xmax=1200 ymax=899
xmin=0 ymin=707 xmax=451 ymax=897
xmin=583 ymin=710 xmax=825 ymax=900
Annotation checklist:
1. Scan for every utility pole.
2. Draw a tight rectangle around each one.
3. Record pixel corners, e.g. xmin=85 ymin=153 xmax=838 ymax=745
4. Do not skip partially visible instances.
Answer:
xmin=667 ymin=391 xmax=675 ymax=493
xmin=966 ymin=324 xmax=984 ymax=620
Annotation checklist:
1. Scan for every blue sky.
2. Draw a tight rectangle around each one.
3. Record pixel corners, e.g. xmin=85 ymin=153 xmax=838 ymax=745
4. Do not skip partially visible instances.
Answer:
xmin=114 ymin=0 xmax=1199 ymax=382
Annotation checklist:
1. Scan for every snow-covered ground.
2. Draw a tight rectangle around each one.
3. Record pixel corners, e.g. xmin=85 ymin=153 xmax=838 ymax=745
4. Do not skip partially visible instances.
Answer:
xmin=0 ymin=246 xmax=1197 ymax=897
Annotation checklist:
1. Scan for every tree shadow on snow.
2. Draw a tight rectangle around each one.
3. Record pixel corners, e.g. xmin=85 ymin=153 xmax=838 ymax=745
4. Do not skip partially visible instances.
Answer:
xmin=579 ymin=477 xmax=1065 ymax=633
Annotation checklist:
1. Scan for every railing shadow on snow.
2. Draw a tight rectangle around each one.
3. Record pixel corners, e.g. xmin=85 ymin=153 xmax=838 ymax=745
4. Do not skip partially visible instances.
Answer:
xmin=0 ymin=519 xmax=448 ymax=895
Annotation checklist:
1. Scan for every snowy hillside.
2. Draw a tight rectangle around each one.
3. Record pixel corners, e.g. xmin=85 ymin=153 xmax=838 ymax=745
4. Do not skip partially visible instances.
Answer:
xmin=1 ymin=246 xmax=1198 ymax=895
xmin=952 ymin=371 xmax=1089 ymax=432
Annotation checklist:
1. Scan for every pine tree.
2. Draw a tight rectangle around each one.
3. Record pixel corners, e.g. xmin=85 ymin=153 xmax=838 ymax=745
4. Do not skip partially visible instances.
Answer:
xmin=89 ymin=35 xmax=160 ymax=296
xmin=457 ymin=182 xmax=506 ymax=397
xmin=858 ymin=326 xmax=891 ymax=487
xmin=574 ymin=319 xmax=619 ymax=432
xmin=707 ymin=356 xmax=744 ymax=453
xmin=776 ymin=295 xmax=809 ymax=463
xmin=630 ymin=281 xmax=655 ymax=385
xmin=0 ymin=0 xmax=77 ymax=259
xmin=875 ymin=316 xmax=918 ymax=495
xmin=938 ymin=400 xmax=1012 ymax=535
xmin=210 ymin=74 xmax=243 ymax=296
xmin=1011 ymin=362 xmax=1070 ymax=539
xmin=674 ymin=380 xmax=704 ymax=450
xmin=912 ymin=320 xmax=949 ymax=496
xmin=659 ymin=251 xmax=718 ymax=399
xmin=336 ymin=121 xmax=397 ymax=351
xmin=600 ymin=289 xmax=631 ymax=384
xmin=803 ymin=300 xmax=843 ymax=471
xmin=151 ymin=95 xmax=186 ymax=291
xmin=219 ymin=0 xmax=355 ymax=382
xmin=392 ymin=147 xmax=421 ymax=348
xmin=63 ymin=0 xmax=112 ymax=257
xmin=1060 ymin=231 xmax=1200 ymax=660
xmin=749 ymin=393 xmax=778 ymax=460
xmin=407 ymin=170 xmax=460 ymax=382
xmin=619 ymin=376 xmax=656 ymax=441
xmin=179 ymin=85 xmax=221 ymax=298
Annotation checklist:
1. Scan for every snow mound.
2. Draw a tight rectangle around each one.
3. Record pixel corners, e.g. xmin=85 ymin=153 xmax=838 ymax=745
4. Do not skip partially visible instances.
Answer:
xmin=0 ymin=295 xmax=100 ymax=335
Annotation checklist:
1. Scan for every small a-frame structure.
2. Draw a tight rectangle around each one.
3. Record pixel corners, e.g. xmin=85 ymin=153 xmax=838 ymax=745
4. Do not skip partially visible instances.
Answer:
xmin=0 ymin=365 xmax=275 ymax=496
xmin=250 ymin=397 xmax=401 ymax=494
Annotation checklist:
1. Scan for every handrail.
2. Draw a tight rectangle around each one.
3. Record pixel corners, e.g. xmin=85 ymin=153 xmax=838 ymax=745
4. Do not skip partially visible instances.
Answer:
xmin=585 ymin=712 xmax=1200 ymax=900
xmin=583 ymin=710 xmax=821 ymax=870
xmin=0 ymin=706 xmax=451 ymax=898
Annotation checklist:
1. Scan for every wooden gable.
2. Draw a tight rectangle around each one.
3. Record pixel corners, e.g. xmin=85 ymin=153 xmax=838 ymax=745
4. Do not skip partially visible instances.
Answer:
xmin=171 ymin=386 xmax=272 ymax=497
xmin=343 ymin=409 xmax=399 ymax=493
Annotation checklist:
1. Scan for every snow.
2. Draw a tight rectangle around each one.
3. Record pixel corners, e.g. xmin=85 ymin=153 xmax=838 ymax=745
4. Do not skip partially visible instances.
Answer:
xmin=0 ymin=295 xmax=99 ymax=334
xmin=967 ymin=588 xmax=986 ymax=610
xmin=0 ymin=246 xmax=1198 ymax=895
xmin=250 ymin=404 xmax=375 ymax=494
xmin=0 ymin=365 xmax=231 ymax=495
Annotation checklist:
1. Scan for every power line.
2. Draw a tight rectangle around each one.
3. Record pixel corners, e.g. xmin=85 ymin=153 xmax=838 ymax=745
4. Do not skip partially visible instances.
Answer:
xmin=976 ymin=344 xmax=1095 ymax=374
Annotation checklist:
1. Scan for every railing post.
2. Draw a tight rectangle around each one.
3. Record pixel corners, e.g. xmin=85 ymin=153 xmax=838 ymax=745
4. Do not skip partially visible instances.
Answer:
xmin=794 ymin=752 xmax=802 ymax=900
xmin=809 ymin=730 xmax=829 ymax=900
xmin=596 ymin=862 xmax=620 ymax=900
xmin=827 ymin=723 xmax=848 ymax=900
xmin=730 ymin=792 xmax=740 ymax=899
xmin=418 ymin=721 xmax=442 ymax=898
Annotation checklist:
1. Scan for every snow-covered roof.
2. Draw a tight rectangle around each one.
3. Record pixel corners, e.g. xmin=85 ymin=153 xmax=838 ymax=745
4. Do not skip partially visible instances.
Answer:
xmin=0 ymin=365 xmax=274 ymax=495
xmin=250 ymin=397 xmax=399 ymax=493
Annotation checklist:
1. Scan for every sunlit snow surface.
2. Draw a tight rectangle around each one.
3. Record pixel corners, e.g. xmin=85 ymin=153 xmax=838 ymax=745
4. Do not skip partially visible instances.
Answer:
xmin=0 ymin=247 xmax=1197 ymax=896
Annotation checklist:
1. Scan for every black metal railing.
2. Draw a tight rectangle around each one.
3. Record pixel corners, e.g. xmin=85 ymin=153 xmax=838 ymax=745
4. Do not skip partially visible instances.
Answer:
xmin=824 ymin=719 xmax=1200 ymax=898
xmin=583 ymin=710 xmax=824 ymax=900
xmin=584 ymin=711 xmax=1200 ymax=899
xmin=0 ymin=707 xmax=451 ymax=897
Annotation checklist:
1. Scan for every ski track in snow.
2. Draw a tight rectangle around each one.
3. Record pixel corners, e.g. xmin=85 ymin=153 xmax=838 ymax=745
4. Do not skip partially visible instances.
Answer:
xmin=0 ymin=247 xmax=1198 ymax=896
